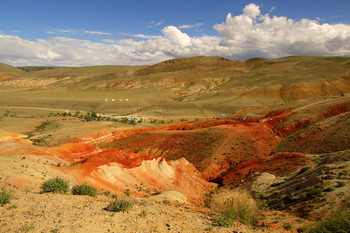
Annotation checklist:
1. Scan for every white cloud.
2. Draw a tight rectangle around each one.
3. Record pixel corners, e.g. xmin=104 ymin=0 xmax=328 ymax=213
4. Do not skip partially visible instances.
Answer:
xmin=161 ymin=26 xmax=192 ymax=47
xmin=46 ymin=29 xmax=75 ymax=34
xmin=213 ymin=4 xmax=350 ymax=59
xmin=147 ymin=20 xmax=165 ymax=28
xmin=84 ymin=30 xmax=112 ymax=35
xmin=178 ymin=23 xmax=203 ymax=30
xmin=243 ymin=3 xmax=261 ymax=19
xmin=1 ymin=4 xmax=350 ymax=66
xmin=118 ymin=32 xmax=162 ymax=39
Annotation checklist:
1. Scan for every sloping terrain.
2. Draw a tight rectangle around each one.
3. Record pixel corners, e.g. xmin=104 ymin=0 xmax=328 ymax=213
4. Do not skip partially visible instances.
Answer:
xmin=0 ymin=63 xmax=24 ymax=81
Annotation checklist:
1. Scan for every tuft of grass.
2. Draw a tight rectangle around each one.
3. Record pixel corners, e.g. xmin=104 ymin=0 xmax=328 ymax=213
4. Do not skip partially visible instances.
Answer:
xmin=208 ymin=188 xmax=258 ymax=226
xmin=162 ymin=199 xmax=171 ymax=204
xmin=123 ymin=189 xmax=130 ymax=197
xmin=140 ymin=209 xmax=147 ymax=217
xmin=105 ymin=199 xmax=134 ymax=212
xmin=0 ymin=188 xmax=11 ymax=205
xmin=41 ymin=177 xmax=69 ymax=194
xmin=71 ymin=184 xmax=98 ymax=197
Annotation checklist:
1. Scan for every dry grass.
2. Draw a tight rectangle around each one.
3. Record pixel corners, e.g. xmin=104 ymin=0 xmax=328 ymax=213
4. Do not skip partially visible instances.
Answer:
xmin=207 ymin=188 xmax=258 ymax=226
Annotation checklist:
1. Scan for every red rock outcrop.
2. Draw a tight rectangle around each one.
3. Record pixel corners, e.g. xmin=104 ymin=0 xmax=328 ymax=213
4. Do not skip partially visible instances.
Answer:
xmin=58 ymin=147 xmax=216 ymax=204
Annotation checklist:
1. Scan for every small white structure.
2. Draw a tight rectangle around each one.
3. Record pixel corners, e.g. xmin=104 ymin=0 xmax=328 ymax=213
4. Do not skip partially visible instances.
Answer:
xmin=105 ymin=99 xmax=108 ymax=102
xmin=125 ymin=98 xmax=129 ymax=102
xmin=112 ymin=99 xmax=115 ymax=101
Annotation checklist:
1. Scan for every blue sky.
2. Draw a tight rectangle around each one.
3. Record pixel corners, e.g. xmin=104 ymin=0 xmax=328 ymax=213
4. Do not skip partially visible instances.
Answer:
xmin=1 ymin=0 xmax=350 ymax=66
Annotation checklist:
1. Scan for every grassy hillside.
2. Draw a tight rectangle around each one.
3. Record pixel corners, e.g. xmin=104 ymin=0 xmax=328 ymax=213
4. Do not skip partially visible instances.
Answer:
xmin=0 ymin=63 xmax=23 ymax=73
xmin=0 ymin=56 xmax=349 ymax=119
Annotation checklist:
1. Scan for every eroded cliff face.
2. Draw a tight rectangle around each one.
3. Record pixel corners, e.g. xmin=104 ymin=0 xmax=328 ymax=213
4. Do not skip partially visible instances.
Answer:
xmin=0 ymin=132 xmax=216 ymax=204
xmin=53 ymin=146 xmax=216 ymax=204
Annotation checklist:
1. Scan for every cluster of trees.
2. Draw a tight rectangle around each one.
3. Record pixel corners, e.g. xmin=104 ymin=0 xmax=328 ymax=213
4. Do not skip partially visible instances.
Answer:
xmin=49 ymin=111 xmax=99 ymax=122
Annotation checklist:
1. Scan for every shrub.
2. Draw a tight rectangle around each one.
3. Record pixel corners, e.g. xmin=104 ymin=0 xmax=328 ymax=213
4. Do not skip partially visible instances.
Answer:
xmin=307 ymin=188 xmax=323 ymax=199
xmin=71 ymin=184 xmax=98 ymax=197
xmin=208 ymin=188 xmax=258 ymax=226
xmin=299 ymin=166 xmax=311 ymax=175
xmin=0 ymin=189 xmax=11 ymax=205
xmin=105 ymin=199 xmax=133 ymax=212
xmin=337 ymin=181 xmax=346 ymax=187
xmin=123 ymin=189 xmax=130 ymax=197
xmin=41 ymin=177 xmax=69 ymax=194
xmin=324 ymin=186 xmax=336 ymax=192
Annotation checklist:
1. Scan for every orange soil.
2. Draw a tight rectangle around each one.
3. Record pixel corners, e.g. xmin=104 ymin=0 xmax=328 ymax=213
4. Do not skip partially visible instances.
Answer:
xmin=100 ymin=112 xmax=290 ymax=183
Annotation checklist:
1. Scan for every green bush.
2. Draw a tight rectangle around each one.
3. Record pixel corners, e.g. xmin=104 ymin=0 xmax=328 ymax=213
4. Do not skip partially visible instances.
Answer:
xmin=71 ymin=184 xmax=98 ymax=197
xmin=41 ymin=177 xmax=69 ymax=194
xmin=310 ymin=210 xmax=350 ymax=233
xmin=214 ymin=213 xmax=234 ymax=227
xmin=307 ymin=188 xmax=323 ymax=199
xmin=105 ymin=199 xmax=133 ymax=212
xmin=0 ymin=189 xmax=11 ymax=205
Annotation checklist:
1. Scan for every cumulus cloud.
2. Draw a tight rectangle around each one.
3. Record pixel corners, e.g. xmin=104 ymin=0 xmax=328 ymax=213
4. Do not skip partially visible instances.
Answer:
xmin=243 ymin=3 xmax=261 ymax=19
xmin=213 ymin=4 xmax=350 ymax=59
xmin=161 ymin=26 xmax=192 ymax=47
xmin=1 ymin=3 xmax=350 ymax=66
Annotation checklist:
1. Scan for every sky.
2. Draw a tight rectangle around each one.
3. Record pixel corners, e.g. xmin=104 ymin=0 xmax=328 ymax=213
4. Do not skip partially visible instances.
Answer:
xmin=1 ymin=0 xmax=350 ymax=66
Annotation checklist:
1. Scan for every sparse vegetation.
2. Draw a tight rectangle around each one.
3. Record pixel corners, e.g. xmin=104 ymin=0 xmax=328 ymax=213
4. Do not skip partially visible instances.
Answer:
xmin=19 ymin=224 xmax=36 ymax=232
xmin=41 ymin=177 xmax=69 ymax=194
xmin=71 ymin=184 xmax=98 ymax=197
xmin=105 ymin=199 xmax=134 ymax=212
xmin=309 ymin=209 xmax=350 ymax=233
xmin=0 ymin=188 xmax=11 ymax=205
